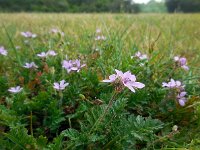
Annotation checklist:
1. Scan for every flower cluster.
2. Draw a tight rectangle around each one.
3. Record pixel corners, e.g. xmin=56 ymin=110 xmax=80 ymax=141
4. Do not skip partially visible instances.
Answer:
xmin=0 ymin=46 xmax=8 ymax=56
xmin=53 ymin=80 xmax=69 ymax=91
xmin=37 ymin=50 xmax=57 ymax=58
xmin=21 ymin=31 xmax=37 ymax=38
xmin=23 ymin=62 xmax=38 ymax=69
xmin=102 ymin=69 xmax=145 ymax=92
xmin=131 ymin=51 xmax=148 ymax=60
xmin=174 ymin=56 xmax=189 ymax=71
xmin=162 ymin=79 xmax=184 ymax=89
xmin=62 ymin=59 xmax=86 ymax=73
xmin=95 ymin=28 xmax=106 ymax=41
xmin=8 ymin=86 xmax=23 ymax=94
xmin=162 ymin=79 xmax=187 ymax=106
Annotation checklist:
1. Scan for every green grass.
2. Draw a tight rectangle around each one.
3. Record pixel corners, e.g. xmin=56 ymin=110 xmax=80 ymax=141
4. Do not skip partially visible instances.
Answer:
xmin=0 ymin=13 xmax=200 ymax=149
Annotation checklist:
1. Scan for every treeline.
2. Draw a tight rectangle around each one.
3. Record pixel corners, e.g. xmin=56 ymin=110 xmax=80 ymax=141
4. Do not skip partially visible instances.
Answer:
xmin=0 ymin=0 xmax=140 ymax=13
xmin=0 ymin=0 xmax=200 ymax=13
xmin=165 ymin=0 xmax=200 ymax=13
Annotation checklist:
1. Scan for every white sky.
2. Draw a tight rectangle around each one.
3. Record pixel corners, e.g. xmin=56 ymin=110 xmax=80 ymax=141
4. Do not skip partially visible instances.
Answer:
xmin=133 ymin=0 xmax=163 ymax=4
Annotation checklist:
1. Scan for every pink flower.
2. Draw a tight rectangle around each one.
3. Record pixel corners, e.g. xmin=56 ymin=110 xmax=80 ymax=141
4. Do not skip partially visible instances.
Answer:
xmin=23 ymin=62 xmax=38 ymax=69
xmin=102 ymin=74 xmax=117 ymax=83
xmin=8 ymin=86 xmax=23 ymax=93
xmin=62 ymin=60 xmax=73 ymax=73
xmin=37 ymin=50 xmax=57 ymax=58
xmin=179 ymin=58 xmax=187 ymax=66
xmin=50 ymin=28 xmax=64 ymax=36
xmin=62 ymin=59 xmax=86 ymax=73
xmin=162 ymin=79 xmax=187 ymax=106
xmin=174 ymin=56 xmax=180 ymax=62
xmin=71 ymin=59 xmax=86 ymax=72
xmin=174 ymin=56 xmax=189 ymax=71
xmin=51 ymin=28 xmax=59 ymax=34
xmin=37 ymin=52 xmax=48 ymax=58
xmin=21 ymin=31 xmax=37 ymax=38
xmin=102 ymin=69 xmax=145 ymax=92
xmin=131 ymin=51 xmax=148 ymax=60
xmin=181 ymin=65 xmax=189 ymax=71
xmin=53 ymin=80 xmax=69 ymax=91
xmin=95 ymin=35 xmax=106 ymax=41
xmin=96 ymin=28 xmax=101 ymax=33
xmin=177 ymin=92 xmax=187 ymax=106
xmin=47 ymin=50 xmax=57 ymax=56
xmin=162 ymin=79 xmax=183 ymax=89
xmin=0 ymin=46 xmax=8 ymax=56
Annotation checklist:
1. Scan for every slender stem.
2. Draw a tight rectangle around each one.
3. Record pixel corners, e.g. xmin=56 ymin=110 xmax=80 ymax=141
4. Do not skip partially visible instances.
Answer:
xmin=30 ymin=111 xmax=33 ymax=136
xmin=89 ymin=92 xmax=117 ymax=134
xmin=59 ymin=91 xmax=63 ymax=108
xmin=2 ymin=23 xmax=22 ymax=65
xmin=68 ymin=118 xmax=72 ymax=128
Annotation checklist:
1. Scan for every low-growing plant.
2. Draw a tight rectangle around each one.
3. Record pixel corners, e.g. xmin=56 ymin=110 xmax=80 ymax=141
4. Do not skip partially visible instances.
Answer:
xmin=0 ymin=14 xmax=200 ymax=149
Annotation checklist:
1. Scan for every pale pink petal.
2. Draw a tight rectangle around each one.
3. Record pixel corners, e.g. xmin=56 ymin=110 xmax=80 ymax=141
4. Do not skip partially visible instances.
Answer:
xmin=176 ymin=81 xmax=181 ymax=87
xmin=115 ymin=69 xmax=123 ymax=77
xmin=180 ymin=92 xmax=187 ymax=97
xmin=181 ymin=65 xmax=189 ymax=71
xmin=109 ymin=74 xmax=117 ymax=81
xmin=131 ymin=82 xmax=145 ymax=89
xmin=102 ymin=79 xmax=113 ymax=83
xmin=179 ymin=99 xmax=185 ymax=106
xmin=174 ymin=56 xmax=179 ymax=62
xmin=125 ymin=85 xmax=136 ymax=93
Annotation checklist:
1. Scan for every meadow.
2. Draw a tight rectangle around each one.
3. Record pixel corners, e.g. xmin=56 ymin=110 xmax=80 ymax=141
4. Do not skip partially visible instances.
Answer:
xmin=0 ymin=13 xmax=200 ymax=149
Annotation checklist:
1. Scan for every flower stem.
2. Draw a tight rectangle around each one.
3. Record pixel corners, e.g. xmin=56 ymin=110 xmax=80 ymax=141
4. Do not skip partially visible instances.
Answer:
xmin=59 ymin=91 xmax=63 ymax=108
xmin=30 ymin=111 xmax=33 ymax=136
xmin=89 ymin=92 xmax=117 ymax=134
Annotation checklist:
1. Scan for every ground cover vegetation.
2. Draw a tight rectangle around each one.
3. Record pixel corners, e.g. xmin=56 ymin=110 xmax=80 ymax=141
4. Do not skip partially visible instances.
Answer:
xmin=0 ymin=14 xmax=200 ymax=149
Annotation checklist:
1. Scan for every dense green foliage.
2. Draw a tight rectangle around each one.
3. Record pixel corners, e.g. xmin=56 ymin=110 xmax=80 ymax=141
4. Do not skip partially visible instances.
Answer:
xmin=0 ymin=0 xmax=200 ymax=13
xmin=0 ymin=14 xmax=200 ymax=149
xmin=165 ymin=0 xmax=200 ymax=13
xmin=0 ymin=0 xmax=139 ymax=13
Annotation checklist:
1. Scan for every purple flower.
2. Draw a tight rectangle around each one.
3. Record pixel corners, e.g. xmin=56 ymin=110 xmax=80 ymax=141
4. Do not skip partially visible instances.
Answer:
xmin=177 ymin=92 xmax=187 ymax=106
xmin=21 ymin=31 xmax=37 ymax=38
xmin=71 ymin=59 xmax=86 ymax=72
xmin=23 ymin=62 xmax=38 ymax=69
xmin=0 ymin=46 xmax=8 ymax=56
xmin=131 ymin=51 xmax=148 ymax=60
xmin=102 ymin=74 xmax=117 ymax=83
xmin=62 ymin=60 xmax=73 ymax=73
xmin=53 ymin=80 xmax=69 ymax=91
xmin=174 ymin=56 xmax=189 ymax=71
xmin=181 ymin=65 xmax=189 ymax=71
xmin=179 ymin=58 xmax=187 ymax=66
xmin=37 ymin=50 xmax=57 ymax=58
xmin=162 ymin=79 xmax=187 ymax=106
xmin=47 ymin=50 xmax=57 ymax=56
xmin=37 ymin=52 xmax=48 ymax=58
xmin=162 ymin=79 xmax=183 ymax=89
xmin=102 ymin=69 xmax=145 ymax=92
xmin=8 ymin=86 xmax=23 ymax=93
xmin=62 ymin=59 xmax=86 ymax=73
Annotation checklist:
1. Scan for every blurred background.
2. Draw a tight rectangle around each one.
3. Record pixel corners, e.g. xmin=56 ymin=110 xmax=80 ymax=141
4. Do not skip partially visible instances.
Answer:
xmin=0 ymin=0 xmax=200 ymax=13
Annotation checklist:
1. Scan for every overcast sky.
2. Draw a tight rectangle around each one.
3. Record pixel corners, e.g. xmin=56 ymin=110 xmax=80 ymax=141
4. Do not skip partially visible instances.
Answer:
xmin=133 ymin=0 xmax=163 ymax=4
